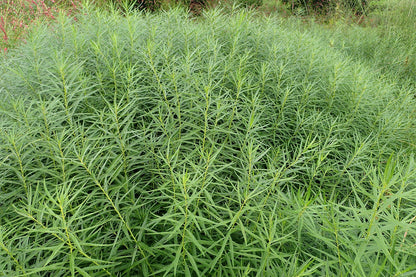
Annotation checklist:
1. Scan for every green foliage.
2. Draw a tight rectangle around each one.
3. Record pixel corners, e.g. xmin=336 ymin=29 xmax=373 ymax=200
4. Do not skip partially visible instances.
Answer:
xmin=311 ymin=0 xmax=416 ymax=85
xmin=235 ymin=0 xmax=263 ymax=8
xmin=105 ymin=0 xmax=216 ymax=13
xmin=0 ymin=7 xmax=415 ymax=276
xmin=368 ymin=0 xmax=416 ymax=36
xmin=279 ymin=0 xmax=368 ymax=15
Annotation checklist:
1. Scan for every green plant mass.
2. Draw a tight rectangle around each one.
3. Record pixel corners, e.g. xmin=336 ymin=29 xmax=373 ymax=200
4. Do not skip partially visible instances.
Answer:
xmin=0 ymin=5 xmax=415 ymax=276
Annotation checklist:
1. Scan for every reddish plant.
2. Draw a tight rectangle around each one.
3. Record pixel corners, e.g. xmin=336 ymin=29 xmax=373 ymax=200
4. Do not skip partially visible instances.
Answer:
xmin=0 ymin=0 xmax=81 ymax=50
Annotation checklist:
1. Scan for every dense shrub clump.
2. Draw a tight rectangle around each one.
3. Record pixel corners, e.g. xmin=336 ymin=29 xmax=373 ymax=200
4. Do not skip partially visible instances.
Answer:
xmin=0 ymin=8 xmax=415 ymax=276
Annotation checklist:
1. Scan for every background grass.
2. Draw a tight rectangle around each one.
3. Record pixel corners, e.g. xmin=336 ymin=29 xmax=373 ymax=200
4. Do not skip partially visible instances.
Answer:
xmin=307 ymin=0 xmax=416 ymax=86
xmin=0 ymin=1 xmax=415 ymax=276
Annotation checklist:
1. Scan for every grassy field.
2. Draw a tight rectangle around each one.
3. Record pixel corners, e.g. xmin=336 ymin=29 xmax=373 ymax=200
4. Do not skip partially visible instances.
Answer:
xmin=0 ymin=1 xmax=415 ymax=276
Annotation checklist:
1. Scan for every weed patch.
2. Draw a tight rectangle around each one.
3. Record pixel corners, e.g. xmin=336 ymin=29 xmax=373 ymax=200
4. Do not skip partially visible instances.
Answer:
xmin=0 ymin=7 xmax=415 ymax=276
